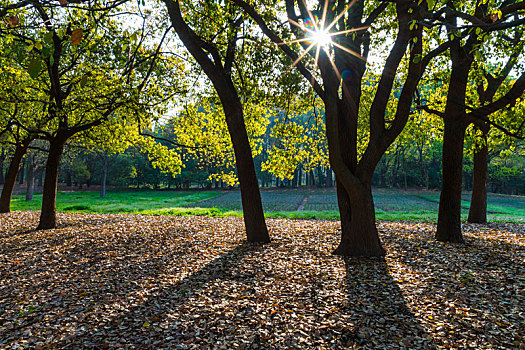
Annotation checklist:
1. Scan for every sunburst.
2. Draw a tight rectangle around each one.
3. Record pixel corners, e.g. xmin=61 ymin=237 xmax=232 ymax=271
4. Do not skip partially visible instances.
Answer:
xmin=280 ymin=0 xmax=368 ymax=81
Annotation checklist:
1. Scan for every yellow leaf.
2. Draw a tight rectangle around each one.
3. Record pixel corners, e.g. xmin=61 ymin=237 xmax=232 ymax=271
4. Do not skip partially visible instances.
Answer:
xmin=71 ymin=29 xmax=83 ymax=46
xmin=7 ymin=17 xmax=19 ymax=27
xmin=142 ymin=322 xmax=150 ymax=327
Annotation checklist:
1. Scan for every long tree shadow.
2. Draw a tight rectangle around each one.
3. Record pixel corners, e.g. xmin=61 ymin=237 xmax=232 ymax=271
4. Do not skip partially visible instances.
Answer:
xmin=342 ymin=257 xmax=432 ymax=348
xmin=382 ymin=222 xmax=525 ymax=348
xmin=53 ymin=242 xmax=262 ymax=349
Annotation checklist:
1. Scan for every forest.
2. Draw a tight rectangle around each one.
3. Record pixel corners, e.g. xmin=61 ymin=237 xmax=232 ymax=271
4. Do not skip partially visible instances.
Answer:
xmin=0 ymin=0 xmax=524 ymax=348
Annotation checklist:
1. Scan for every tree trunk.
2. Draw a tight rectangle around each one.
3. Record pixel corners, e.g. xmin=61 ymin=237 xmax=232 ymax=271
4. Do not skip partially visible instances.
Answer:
xmin=436 ymin=119 xmax=467 ymax=243
xmin=418 ymin=148 xmax=428 ymax=189
xmin=0 ymin=148 xmax=5 ymax=184
xmin=163 ymin=0 xmax=269 ymax=243
xmin=0 ymin=144 xmax=29 ymax=213
xmin=468 ymin=139 xmax=488 ymax=223
xmin=305 ymin=171 xmax=309 ymax=188
xmin=309 ymin=170 xmax=315 ymax=186
xmin=333 ymin=180 xmax=385 ymax=256
xmin=326 ymin=168 xmax=333 ymax=187
xmin=18 ymin=159 xmax=25 ymax=185
xmin=100 ymin=157 xmax=108 ymax=198
xmin=223 ymin=104 xmax=270 ymax=243
xmin=436 ymin=51 xmax=472 ymax=243
xmin=291 ymin=168 xmax=298 ymax=188
xmin=37 ymin=171 xmax=43 ymax=189
xmin=26 ymin=156 xmax=35 ymax=201
xmin=335 ymin=177 xmax=351 ymax=242
xmin=38 ymin=139 xmax=65 ymax=230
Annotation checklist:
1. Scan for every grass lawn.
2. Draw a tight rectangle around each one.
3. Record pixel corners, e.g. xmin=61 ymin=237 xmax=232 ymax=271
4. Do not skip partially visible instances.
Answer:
xmin=10 ymin=190 xmax=222 ymax=215
xmin=8 ymin=188 xmax=524 ymax=223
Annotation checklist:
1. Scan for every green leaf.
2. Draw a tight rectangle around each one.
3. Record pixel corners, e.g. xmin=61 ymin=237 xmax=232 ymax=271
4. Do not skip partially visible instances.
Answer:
xmin=44 ymin=32 xmax=53 ymax=44
xmin=80 ymin=75 xmax=88 ymax=88
xmin=28 ymin=57 xmax=42 ymax=79
xmin=42 ymin=46 xmax=51 ymax=57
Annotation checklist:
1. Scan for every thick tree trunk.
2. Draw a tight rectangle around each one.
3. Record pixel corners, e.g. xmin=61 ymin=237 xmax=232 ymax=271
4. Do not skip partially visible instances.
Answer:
xmin=436 ymin=50 xmax=472 ymax=243
xmin=38 ymin=140 xmax=65 ymax=230
xmin=436 ymin=119 xmax=467 ymax=243
xmin=100 ymin=158 xmax=108 ymax=198
xmin=335 ymin=178 xmax=351 ymax=241
xmin=333 ymin=181 xmax=385 ymax=256
xmin=163 ymin=0 xmax=269 ymax=243
xmin=0 ymin=149 xmax=5 ymax=184
xmin=26 ymin=156 xmax=35 ymax=201
xmin=223 ymin=104 xmax=270 ymax=243
xmin=0 ymin=144 xmax=29 ymax=213
xmin=468 ymin=140 xmax=488 ymax=223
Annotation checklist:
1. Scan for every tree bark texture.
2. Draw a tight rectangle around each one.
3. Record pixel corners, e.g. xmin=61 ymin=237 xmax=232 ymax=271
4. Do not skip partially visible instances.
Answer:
xmin=18 ymin=159 xmax=25 ymax=185
xmin=436 ymin=42 xmax=472 ymax=242
xmin=0 ymin=149 xmax=5 ymax=184
xmin=25 ymin=156 xmax=35 ymax=201
xmin=468 ymin=138 xmax=488 ymax=223
xmin=223 ymin=103 xmax=270 ymax=243
xmin=38 ymin=140 xmax=65 ymax=230
xmin=0 ymin=143 xmax=29 ymax=213
xmin=436 ymin=118 xmax=467 ymax=242
xmin=333 ymin=181 xmax=384 ymax=256
xmin=101 ymin=157 xmax=108 ymax=198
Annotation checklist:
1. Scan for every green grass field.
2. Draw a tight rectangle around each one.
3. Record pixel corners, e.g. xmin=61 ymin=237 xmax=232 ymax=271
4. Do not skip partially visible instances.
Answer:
xmin=8 ymin=188 xmax=524 ymax=222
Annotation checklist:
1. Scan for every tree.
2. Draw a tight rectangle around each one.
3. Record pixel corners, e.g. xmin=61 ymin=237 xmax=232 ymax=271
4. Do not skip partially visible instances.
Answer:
xmin=468 ymin=36 xmax=525 ymax=223
xmin=235 ymin=0 xmax=453 ymax=256
xmin=162 ymin=0 xmax=272 ymax=243
xmin=416 ymin=1 xmax=525 ymax=241
xmin=0 ymin=56 xmax=40 ymax=212
xmin=0 ymin=0 xmax=181 ymax=228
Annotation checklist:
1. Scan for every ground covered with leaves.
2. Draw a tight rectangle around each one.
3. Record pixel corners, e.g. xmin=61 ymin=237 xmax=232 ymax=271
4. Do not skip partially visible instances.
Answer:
xmin=1 ymin=212 xmax=524 ymax=349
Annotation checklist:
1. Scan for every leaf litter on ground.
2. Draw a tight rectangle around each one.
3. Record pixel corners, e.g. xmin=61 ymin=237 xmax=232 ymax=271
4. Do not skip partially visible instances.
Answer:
xmin=0 ymin=211 xmax=524 ymax=349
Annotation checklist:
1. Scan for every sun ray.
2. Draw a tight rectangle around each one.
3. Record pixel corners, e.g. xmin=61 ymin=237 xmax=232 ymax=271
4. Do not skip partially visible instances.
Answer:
xmin=320 ymin=0 xmax=330 ymax=28
xmin=280 ymin=0 xmax=367 ymax=83
xmin=279 ymin=37 xmax=314 ymax=46
xmin=288 ymin=18 xmax=316 ymax=35
xmin=328 ymin=58 xmax=354 ymax=103
xmin=325 ymin=0 xmax=357 ymax=32
xmin=327 ymin=26 xmax=371 ymax=37
xmin=300 ymin=0 xmax=321 ymax=32
xmin=312 ymin=43 xmax=322 ymax=86
xmin=285 ymin=42 xmax=317 ymax=74
xmin=328 ymin=57 xmax=343 ymax=81
xmin=331 ymin=41 xmax=365 ymax=60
